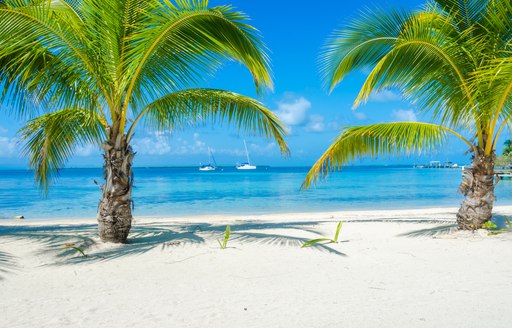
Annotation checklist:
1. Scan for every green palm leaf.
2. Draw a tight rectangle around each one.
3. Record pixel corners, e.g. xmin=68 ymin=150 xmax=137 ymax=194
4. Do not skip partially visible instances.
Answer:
xmin=0 ymin=0 xmax=105 ymax=116
xmin=322 ymin=5 xmax=481 ymax=129
xmin=302 ymin=122 xmax=469 ymax=189
xmin=130 ymin=88 xmax=289 ymax=155
xmin=19 ymin=107 xmax=105 ymax=192
xmin=123 ymin=1 xmax=272 ymax=115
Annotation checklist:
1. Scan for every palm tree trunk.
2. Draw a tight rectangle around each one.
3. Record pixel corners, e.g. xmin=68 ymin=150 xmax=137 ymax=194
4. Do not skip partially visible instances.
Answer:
xmin=457 ymin=150 xmax=495 ymax=230
xmin=97 ymin=129 xmax=135 ymax=243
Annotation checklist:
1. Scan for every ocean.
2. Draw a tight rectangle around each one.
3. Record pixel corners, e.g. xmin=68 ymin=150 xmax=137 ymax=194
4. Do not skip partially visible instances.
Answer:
xmin=1 ymin=166 xmax=511 ymax=220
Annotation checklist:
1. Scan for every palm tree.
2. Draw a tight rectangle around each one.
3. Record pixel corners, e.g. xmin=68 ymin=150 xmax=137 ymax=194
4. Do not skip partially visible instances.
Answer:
xmin=503 ymin=140 xmax=512 ymax=156
xmin=303 ymin=0 xmax=512 ymax=230
xmin=0 ymin=0 xmax=288 ymax=243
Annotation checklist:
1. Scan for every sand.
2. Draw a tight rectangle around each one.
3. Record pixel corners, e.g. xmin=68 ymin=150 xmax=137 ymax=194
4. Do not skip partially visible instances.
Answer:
xmin=1 ymin=206 xmax=512 ymax=328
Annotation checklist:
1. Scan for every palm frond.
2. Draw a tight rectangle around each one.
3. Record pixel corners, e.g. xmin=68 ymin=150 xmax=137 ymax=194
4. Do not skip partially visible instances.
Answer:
xmin=302 ymin=122 xmax=468 ymax=189
xmin=321 ymin=3 xmax=497 ymax=132
xmin=0 ymin=0 xmax=107 ymax=116
xmin=431 ymin=0 xmax=490 ymax=29
xmin=19 ymin=107 xmax=105 ymax=192
xmin=123 ymin=1 xmax=272 ymax=115
xmin=320 ymin=6 xmax=413 ymax=92
xmin=130 ymin=88 xmax=289 ymax=156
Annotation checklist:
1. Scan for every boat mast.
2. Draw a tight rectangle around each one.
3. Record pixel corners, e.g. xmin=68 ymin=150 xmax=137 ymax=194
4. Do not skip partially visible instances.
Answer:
xmin=244 ymin=140 xmax=251 ymax=164
xmin=209 ymin=147 xmax=217 ymax=166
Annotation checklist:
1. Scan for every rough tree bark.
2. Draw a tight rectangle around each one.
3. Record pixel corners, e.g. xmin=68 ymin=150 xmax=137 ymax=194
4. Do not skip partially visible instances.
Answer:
xmin=97 ymin=127 xmax=135 ymax=243
xmin=457 ymin=148 xmax=496 ymax=230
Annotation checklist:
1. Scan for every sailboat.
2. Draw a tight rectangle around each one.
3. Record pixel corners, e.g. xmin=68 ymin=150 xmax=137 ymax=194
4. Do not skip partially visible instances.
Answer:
xmin=199 ymin=147 xmax=217 ymax=171
xmin=236 ymin=140 xmax=256 ymax=170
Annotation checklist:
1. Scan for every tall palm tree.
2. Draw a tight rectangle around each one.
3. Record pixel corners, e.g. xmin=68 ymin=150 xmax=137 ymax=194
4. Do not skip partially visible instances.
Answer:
xmin=0 ymin=0 xmax=288 ymax=243
xmin=303 ymin=0 xmax=512 ymax=230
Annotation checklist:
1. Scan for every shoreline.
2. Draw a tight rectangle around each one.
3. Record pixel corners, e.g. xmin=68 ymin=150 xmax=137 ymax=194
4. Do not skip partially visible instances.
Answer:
xmin=2 ymin=205 xmax=512 ymax=226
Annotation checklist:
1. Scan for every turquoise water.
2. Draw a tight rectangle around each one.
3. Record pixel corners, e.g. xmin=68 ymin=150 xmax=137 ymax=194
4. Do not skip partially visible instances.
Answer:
xmin=1 ymin=166 xmax=511 ymax=220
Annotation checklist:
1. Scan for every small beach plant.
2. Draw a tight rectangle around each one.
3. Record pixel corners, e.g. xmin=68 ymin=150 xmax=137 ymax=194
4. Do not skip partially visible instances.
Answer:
xmin=0 ymin=0 xmax=289 ymax=243
xmin=303 ymin=0 xmax=512 ymax=231
xmin=485 ymin=217 xmax=512 ymax=235
xmin=63 ymin=243 xmax=87 ymax=258
xmin=301 ymin=221 xmax=343 ymax=248
xmin=482 ymin=222 xmax=498 ymax=230
xmin=218 ymin=225 xmax=230 ymax=250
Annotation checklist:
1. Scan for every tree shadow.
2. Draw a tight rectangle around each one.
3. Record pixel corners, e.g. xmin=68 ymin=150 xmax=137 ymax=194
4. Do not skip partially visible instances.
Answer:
xmin=0 ymin=220 xmax=345 ymax=266
xmin=492 ymin=215 xmax=511 ymax=230
xmin=398 ymin=224 xmax=458 ymax=238
xmin=0 ymin=249 xmax=18 ymax=280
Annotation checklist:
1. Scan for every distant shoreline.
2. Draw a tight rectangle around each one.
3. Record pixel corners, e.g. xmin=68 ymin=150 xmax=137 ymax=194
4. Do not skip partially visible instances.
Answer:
xmin=0 ymin=164 xmax=465 ymax=171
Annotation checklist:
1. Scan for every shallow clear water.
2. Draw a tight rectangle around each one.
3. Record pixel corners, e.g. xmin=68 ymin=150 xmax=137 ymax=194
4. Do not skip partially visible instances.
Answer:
xmin=1 ymin=166 xmax=511 ymax=220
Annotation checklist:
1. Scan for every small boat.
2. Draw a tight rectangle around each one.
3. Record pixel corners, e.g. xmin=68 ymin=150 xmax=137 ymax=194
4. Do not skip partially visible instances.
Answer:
xmin=199 ymin=147 xmax=217 ymax=171
xmin=199 ymin=164 xmax=215 ymax=171
xmin=236 ymin=140 xmax=256 ymax=170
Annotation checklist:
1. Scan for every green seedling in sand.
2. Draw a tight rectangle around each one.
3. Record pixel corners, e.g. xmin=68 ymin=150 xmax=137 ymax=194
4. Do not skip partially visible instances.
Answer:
xmin=63 ymin=243 xmax=87 ymax=257
xmin=486 ymin=217 xmax=512 ymax=236
xmin=302 ymin=221 xmax=343 ymax=248
xmin=482 ymin=221 xmax=497 ymax=230
xmin=218 ymin=225 xmax=230 ymax=249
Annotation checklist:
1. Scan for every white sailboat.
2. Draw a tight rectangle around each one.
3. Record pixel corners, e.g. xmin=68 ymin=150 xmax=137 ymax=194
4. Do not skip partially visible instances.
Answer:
xmin=236 ymin=140 xmax=256 ymax=170
xmin=199 ymin=147 xmax=217 ymax=171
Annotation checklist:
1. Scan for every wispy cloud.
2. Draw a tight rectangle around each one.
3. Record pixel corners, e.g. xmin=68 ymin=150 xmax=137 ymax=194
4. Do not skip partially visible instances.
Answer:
xmin=132 ymin=131 xmax=172 ymax=155
xmin=132 ymin=132 xmax=212 ymax=156
xmin=173 ymin=133 xmax=208 ymax=155
xmin=392 ymin=109 xmax=417 ymax=122
xmin=249 ymin=142 xmax=277 ymax=155
xmin=0 ymin=136 xmax=18 ymax=158
xmin=276 ymin=96 xmax=311 ymax=126
xmin=305 ymin=115 xmax=325 ymax=133
xmin=353 ymin=112 xmax=367 ymax=120
xmin=0 ymin=126 xmax=18 ymax=158
xmin=369 ymin=90 xmax=402 ymax=102
xmin=214 ymin=141 xmax=278 ymax=158
xmin=75 ymin=144 xmax=99 ymax=157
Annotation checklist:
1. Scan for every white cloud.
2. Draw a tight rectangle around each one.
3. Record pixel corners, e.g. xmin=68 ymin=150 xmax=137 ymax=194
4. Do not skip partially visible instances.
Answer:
xmin=353 ymin=112 xmax=367 ymax=120
xmin=305 ymin=115 xmax=325 ymax=133
xmin=132 ymin=131 xmax=172 ymax=155
xmin=75 ymin=144 xmax=98 ymax=157
xmin=0 ymin=136 xmax=18 ymax=158
xmin=369 ymin=90 xmax=402 ymax=102
xmin=249 ymin=142 xmax=277 ymax=155
xmin=213 ymin=141 xmax=278 ymax=158
xmin=276 ymin=97 xmax=311 ymax=126
xmin=215 ymin=147 xmax=245 ymax=157
xmin=392 ymin=109 xmax=417 ymax=122
xmin=274 ymin=95 xmax=330 ymax=134
xmin=172 ymin=133 xmax=209 ymax=155
xmin=133 ymin=131 xmax=214 ymax=156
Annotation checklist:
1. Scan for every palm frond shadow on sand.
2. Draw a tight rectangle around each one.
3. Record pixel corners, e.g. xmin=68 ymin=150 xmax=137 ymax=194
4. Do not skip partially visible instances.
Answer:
xmin=0 ymin=249 xmax=18 ymax=280
xmin=398 ymin=224 xmax=458 ymax=238
xmin=397 ymin=214 xmax=511 ymax=238
xmin=0 ymin=220 xmax=345 ymax=266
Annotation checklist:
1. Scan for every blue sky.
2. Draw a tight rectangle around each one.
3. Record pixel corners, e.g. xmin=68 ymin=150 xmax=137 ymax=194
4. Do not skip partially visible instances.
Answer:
xmin=0 ymin=0 xmax=503 ymax=168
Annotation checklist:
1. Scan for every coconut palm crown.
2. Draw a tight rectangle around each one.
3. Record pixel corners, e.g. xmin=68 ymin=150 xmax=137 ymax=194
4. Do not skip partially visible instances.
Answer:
xmin=0 ymin=0 xmax=289 ymax=242
xmin=303 ymin=0 xmax=512 ymax=230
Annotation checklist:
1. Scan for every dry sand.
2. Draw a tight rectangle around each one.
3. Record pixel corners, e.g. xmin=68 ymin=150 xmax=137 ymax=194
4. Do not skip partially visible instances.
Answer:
xmin=1 ymin=206 xmax=512 ymax=328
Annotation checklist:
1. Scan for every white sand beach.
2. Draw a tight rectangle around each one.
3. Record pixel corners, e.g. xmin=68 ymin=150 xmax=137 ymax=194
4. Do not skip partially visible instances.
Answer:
xmin=1 ymin=206 xmax=512 ymax=328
